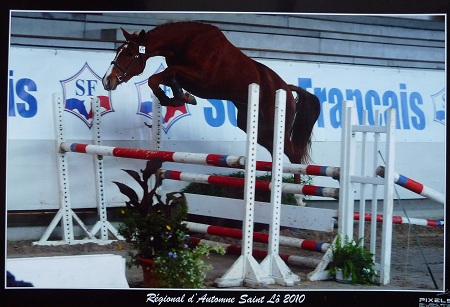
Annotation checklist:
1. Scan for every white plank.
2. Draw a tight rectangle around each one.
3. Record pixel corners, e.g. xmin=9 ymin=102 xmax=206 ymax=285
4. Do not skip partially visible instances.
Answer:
xmin=185 ymin=193 xmax=337 ymax=232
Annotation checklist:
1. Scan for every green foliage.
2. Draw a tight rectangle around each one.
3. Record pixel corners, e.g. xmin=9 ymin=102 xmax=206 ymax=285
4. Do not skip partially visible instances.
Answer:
xmin=153 ymin=242 xmax=225 ymax=288
xmin=114 ymin=159 xmax=191 ymax=264
xmin=117 ymin=193 xmax=189 ymax=267
xmin=328 ymin=235 xmax=377 ymax=285
xmin=181 ymin=171 xmax=313 ymax=205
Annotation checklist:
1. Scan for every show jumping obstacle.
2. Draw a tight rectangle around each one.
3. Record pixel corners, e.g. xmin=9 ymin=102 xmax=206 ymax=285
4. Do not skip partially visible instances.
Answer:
xmin=40 ymin=82 xmax=444 ymax=287
xmin=59 ymin=142 xmax=443 ymax=202
xmin=376 ymin=166 xmax=445 ymax=204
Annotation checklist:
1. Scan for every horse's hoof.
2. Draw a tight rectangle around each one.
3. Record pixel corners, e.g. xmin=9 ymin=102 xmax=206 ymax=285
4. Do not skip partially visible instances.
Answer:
xmin=183 ymin=93 xmax=197 ymax=105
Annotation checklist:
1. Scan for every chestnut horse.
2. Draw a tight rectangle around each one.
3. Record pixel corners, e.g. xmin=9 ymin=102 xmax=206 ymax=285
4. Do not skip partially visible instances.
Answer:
xmin=102 ymin=21 xmax=320 ymax=184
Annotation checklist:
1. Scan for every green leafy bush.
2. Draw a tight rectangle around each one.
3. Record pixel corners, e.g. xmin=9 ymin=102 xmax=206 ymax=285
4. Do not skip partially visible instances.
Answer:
xmin=153 ymin=242 xmax=224 ymax=288
xmin=114 ymin=159 xmax=225 ymax=288
xmin=328 ymin=235 xmax=377 ymax=285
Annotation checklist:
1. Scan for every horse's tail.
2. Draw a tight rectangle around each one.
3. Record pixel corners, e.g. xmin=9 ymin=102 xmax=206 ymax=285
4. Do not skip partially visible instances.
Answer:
xmin=288 ymin=85 xmax=321 ymax=163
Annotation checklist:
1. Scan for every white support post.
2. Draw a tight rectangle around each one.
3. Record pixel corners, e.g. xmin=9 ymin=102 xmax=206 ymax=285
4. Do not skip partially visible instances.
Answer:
xmin=214 ymin=84 xmax=274 ymax=288
xmin=309 ymin=101 xmax=359 ymax=281
xmin=35 ymin=94 xmax=122 ymax=245
xmin=370 ymin=111 xmax=381 ymax=257
xmin=150 ymin=94 xmax=162 ymax=198
xmin=358 ymin=110 xmax=368 ymax=244
xmin=91 ymin=97 xmax=109 ymax=240
xmin=309 ymin=100 xmax=358 ymax=281
xmin=380 ymin=108 xmax=396 ymax=285
xmin=307 ymin=236 xmax=337 ymax=281
xmin=34 ymin=93 xmax=97 ymax=245
xmin=346 ymin=106 xmax=396 ymax=285
xmin=89 ymin=98 xmax=123 ymax=243
xmin=338 ymin=101 xmax=356 ymax=241
xmin=151 ymin=94 xmax=162 ymax=150
xmin=260 ymin=89 xmax=300 ymax=286
xmin=54 ymin=93 xmax=75 ymax=244
xmin=34 ymin=93 xmax=75 ymax=245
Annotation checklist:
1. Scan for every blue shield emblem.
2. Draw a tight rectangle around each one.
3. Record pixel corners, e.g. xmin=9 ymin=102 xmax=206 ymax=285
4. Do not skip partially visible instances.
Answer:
xmin=136 ymin=63 xmax=191 ymax=133
xmin=60 ymin=62 xmax=113 ymax=128
xmin=431 ymin=88 xmax=445 ymax=125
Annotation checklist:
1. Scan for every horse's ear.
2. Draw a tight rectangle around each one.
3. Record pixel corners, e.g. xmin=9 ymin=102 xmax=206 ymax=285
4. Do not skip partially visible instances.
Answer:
xmin=138 ymin=30 xmax=146 ymax=42
xmin=121 ymin=27 xmax=132 ymax=41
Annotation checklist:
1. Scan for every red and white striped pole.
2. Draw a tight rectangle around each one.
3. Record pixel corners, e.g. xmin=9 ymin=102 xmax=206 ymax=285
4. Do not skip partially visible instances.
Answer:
xmin=376 ymin=166 xmax=445 ymax=204
xmin=189 ymin=237 xmax=321 ymax=269
xmin=60 ymin=142 xmax=341 ymax=179
xmin=60 ymin=142 xmax=244 ymax=168
xmin=159 ymin=169 xmax=339 ymax=198
xmin=186 ymin=221 xmax=330 ymax=252
xmin=354 ymin=212 xmax=444 ymax=227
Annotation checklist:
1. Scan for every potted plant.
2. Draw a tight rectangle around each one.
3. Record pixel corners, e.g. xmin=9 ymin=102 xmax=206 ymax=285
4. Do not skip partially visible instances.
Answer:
xmin=328 ymin=235 xmax=377 ymax=285
xmin=114 ymin=158 xmax=224 ymax=288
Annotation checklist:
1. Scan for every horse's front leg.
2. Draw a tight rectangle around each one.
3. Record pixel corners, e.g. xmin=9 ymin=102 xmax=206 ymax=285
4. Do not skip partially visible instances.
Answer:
xmin=167 ymin=78 xmax=197 ymax=105
xmin=148 ymin=71 xmax=196 ymax=107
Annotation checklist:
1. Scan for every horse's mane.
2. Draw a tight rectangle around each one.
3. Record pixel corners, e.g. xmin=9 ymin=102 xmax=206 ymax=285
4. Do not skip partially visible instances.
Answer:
xmin=149 ymin=21 xmax=218 ymax=35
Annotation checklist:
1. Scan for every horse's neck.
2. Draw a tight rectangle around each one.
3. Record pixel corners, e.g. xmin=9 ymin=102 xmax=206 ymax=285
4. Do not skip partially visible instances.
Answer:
xmin=145 ymin=23 xmax=202 ymax=57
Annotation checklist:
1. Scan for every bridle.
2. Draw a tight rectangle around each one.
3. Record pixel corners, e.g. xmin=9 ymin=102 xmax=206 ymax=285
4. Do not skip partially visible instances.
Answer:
xmin=110 ymin=41 xmax=146 ymax=83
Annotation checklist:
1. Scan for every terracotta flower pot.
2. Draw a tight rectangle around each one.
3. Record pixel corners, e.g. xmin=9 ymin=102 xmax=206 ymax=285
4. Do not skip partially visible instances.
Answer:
xmin=138 ymin=257 xmax=158 ymax=288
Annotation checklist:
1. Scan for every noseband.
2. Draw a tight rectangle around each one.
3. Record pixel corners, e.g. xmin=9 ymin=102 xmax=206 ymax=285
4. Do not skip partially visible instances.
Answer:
xmin=110 ymin=41 xmax=145 ymax=82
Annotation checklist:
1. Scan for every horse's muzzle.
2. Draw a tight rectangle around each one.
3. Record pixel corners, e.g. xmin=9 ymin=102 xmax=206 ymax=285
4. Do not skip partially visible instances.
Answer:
xmin=102 ymin=74 xmax=120 ymax=91
xmin=102 ymin=77 xmax=112 ymax=91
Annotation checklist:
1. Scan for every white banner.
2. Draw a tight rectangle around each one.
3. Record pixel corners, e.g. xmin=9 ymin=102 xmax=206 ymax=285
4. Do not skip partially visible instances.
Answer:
xmin=8 ymin=47 xmax=445 ymax=142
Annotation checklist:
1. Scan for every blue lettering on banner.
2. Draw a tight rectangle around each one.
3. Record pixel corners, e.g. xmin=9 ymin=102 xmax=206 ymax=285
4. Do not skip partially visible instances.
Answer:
xmin=226 ymin=100 xmax=238 ymax=126
xmin=299 ymin=78 xmax=426 ymax=130
xmin=409 ymin=92 xmax=425 ymax=129
xmin=204 ymin=99 xmax=237 ymax=127
xmin=9 ymin=70 xmax=38 ymax=118
xmin=365 ymin=90 xmax=381 ymax=126
xmin=328 ymin=88 xmax=343 ymax=128
xmin=75 ymin=79 xmax=98 ymax=96
xmin=204 ymin=99 xmax=225 ymax=127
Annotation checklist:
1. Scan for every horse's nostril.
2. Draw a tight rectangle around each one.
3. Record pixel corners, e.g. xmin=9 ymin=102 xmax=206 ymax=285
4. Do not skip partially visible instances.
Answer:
xmin=102 ymin=77 xmax=110 ymax=91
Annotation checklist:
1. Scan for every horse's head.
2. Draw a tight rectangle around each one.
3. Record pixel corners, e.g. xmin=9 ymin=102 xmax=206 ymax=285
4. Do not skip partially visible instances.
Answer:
xmin=102 ymin=28 xmax=147 ymax=91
